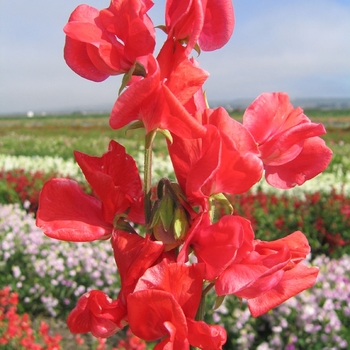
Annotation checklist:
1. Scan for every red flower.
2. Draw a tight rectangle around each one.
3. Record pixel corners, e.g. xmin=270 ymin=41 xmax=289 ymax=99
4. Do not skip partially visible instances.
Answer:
xmin=127 ymin=260 xmax=226 ymax=348
xmin=165 ymin=0 xmax=234 ymax=52
xmin=109 ymin=41 xmax=208 ymax=137
xmin=111 ymin=230 xmax=164 ymax=304
xmin=64 ymin=0 xmax=155 ymax=82
xmin=215 ymin=231 xmax=319 ymax=317
xmin=178 ymin=214 xmax=254 ymax=281
xmin=36 ymin=140 xmax=143 ymax=242
xmin=74 ymin=140 xmax=144 ymax=224
xmin=243 ymin=92 xmax=332 ymax=189
xmin=168 ymin=107 xmax=263 ymax=206
xmin=67 ymin=290 xmax=126 ymax=338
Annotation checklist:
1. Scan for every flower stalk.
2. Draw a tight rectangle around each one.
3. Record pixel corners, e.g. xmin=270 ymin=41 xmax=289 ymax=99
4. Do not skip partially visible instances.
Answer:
xmin=144 ymin=130 xmax=157 ymax=227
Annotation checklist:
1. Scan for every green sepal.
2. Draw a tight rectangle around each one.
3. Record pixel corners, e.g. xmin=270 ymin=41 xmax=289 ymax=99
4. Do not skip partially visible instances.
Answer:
xmin=193 ymin=42 xmax=201 ymax=56
xmin=145 ymin=129 xmax=157 ymax=150
xmin=158 ymin=128 xmax=173 ymax=144
xmin=133 ymin=61 xmax=147 ymax=77
xmin=118 ymin=61 xmax=146 ymax=95
xmin=113 ymin=215 xmax=137 ymax=234
xmin=213 ymin=295 xmax=226 ymax=310
xmin=211 ymin=193 xmax=234 ymax=215
xmin=173 ymin=207 xmax=189 ymax=240
xmin=159 ymin=195 xmax=174 ymax=232
xmin=149 ymin=201 xmax=161 ymax=229
xmin=125 ymin=120 xmax=145 ymax=134
xmin=155 ymin=25 xmax=167 ymax=34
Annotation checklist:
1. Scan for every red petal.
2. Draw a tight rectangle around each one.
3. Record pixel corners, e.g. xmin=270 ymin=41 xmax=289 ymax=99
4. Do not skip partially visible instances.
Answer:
xmin=74 ymin=140 xmax=144 ymax=223
xmin=64 ymin=37 xmax=109 ymax=82
xmin=112 ymin=231 xmax=163 ymax=302
xmin=67 ymin=290 xmax=126 ymax=337
xmin=128 ymin=290 xmax=188 ymax=342
xmin=259 ymin=122 xmax=326 ymax=166
xmin=134 ymin=259 xmax=204 ymax=318
xmin=191 ymin=215 xmax=255 ymax=280
xmin=64 ymin=22 xmax=103 ymax=45
xmin=254 ymin=231 xmax=311 ymax=268
xmin=199 ymin=0 xmax=235 ymax=51
xmin=166 ymin=0 xmax=204 ymax=52
xmin=66 ymin=4 xmax=99 ymax=23
xmin=187 ymin=318 xmax=227 ymax=349
xmin=109 ymin=54 xmax=160 ymax=131
xmin=36 ymin=179 xmax=112 ymax=242
xmin=265 ymin=137 xmax=333 ymax=189
xmin=248 ymin=264 xmax=319 ymax=317
xmin=243 ymin=92 xmax=305 ymax=145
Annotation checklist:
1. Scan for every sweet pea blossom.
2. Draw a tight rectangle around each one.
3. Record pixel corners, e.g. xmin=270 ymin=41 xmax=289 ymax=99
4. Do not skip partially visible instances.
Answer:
xmin=64 ymin=0 xmax=155 ymax=82
xmin=168 ymin=106 xmax=263 ymax=207
xmin=67 ymin=290 xmax=126 ymax=338
xmin=215 ymin=230 xmax=319 ymax=317
xmin=36 ymin=140 xmax=144 ymax=242
xmin=109 ymin=41 xmax=209 ymax=137
xmin=128 ymin=260 xmax=227 ymax=349
xmin=243 ymin=92 xmax=333 ymax=189
xmin=165 ymin=0 xmax=234 ymax=52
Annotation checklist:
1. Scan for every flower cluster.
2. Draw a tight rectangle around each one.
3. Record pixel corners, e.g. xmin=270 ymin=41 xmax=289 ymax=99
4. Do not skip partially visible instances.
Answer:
xmin=0 ymin=286 xmax=146 ymax=349
xmin=0 ymin=286 xmax=62 ymax=349
xmin=36 ymin=0 xmax=332 ymax=347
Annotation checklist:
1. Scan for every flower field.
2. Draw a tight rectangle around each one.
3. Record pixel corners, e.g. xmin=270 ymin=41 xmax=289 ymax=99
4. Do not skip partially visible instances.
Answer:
xmin=1 ymin=111 xmax=350 ymax=349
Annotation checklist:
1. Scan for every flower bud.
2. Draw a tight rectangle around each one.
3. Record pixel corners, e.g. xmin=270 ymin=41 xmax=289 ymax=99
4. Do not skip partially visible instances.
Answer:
xmin=150 ymin=179 xmax=191 ymax=251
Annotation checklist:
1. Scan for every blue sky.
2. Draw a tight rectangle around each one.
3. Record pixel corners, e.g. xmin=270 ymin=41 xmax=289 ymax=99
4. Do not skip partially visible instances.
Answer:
xmin=0 ymin=0 xmax=349 ymax=114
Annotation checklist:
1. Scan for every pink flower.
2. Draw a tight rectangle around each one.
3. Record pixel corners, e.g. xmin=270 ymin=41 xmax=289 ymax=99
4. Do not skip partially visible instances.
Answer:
xmin=109 ymin=41 xmax=208 ymax=137
xmin=215 ymin=230 xmax=319 ymax=317
xmin=127 ymin=260 xmax=226 ymax=348
xmin=168 ymin=107 xmax=263 ymax=207
xmin=165 ymin=0 xmax=234 ymax=52
xmin=243 ymin=92 xmax=332 ymax=189
xmin=67 ymin=290 xmax=126 ymax=338
xmin=64 ymin=0 xmax=155 ymax=81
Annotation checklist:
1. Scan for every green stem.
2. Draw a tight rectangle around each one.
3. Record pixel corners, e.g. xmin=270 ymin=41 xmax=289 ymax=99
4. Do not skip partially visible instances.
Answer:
xmin=190 ymin=283 xmax=215 ymax=350
xmin=195 ymin=282 xmax=215 ymax=322
xmin=144 ymin=130 xmax=157 ymax=228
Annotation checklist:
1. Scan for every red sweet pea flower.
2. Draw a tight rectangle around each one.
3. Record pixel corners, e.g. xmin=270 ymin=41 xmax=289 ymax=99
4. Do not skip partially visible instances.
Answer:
xmin=109 ymin=41 xmax=208 ymax=137
xmin=36 ymin=140 xmax=143 ymax=242
xmin=215 ymin=231 xmax=319 ymax=317
xmin=111 ymin=230 xmax=164 ymax=304
xmin=186 ymin=318 xmax=227 ymax=350
xmin=74 ymin=140 xmax=144 ymax=224
xmin=127 ymin=260 xmax=226 ymax=348
xmin=67 ymin=290 xmax=126 ymax=338
xmin=64 ymin=0 xmax=155 ymax=82
xmin=168 ymin=107 xmax=263 ymax=206
xmin=247 ymin=263 xmax=319 ymax=317
xmin=165 ymin=0 xmax=234 ymax=52
xmin=133 ymin=259 xmax=204 ymax=319
xmin=178 ymin=215 xmax=255 ymax=281
xmin=243 ymin=92 xmax=333 ymax=189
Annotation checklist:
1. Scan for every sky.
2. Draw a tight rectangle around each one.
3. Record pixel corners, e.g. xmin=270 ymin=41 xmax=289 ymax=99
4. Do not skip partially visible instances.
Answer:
xmin=0 ymin=0 xmax=349 ymax=115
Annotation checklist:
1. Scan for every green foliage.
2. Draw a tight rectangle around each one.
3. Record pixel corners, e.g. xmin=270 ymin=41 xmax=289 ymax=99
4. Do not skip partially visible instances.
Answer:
xmin=0 ymin=115 xmax=147 ymax=160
